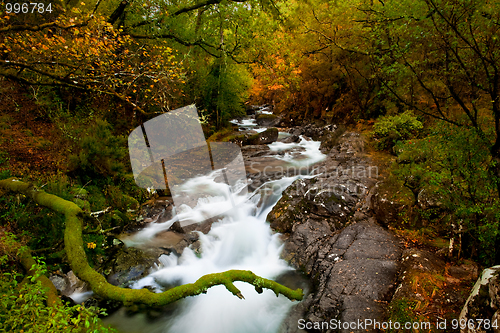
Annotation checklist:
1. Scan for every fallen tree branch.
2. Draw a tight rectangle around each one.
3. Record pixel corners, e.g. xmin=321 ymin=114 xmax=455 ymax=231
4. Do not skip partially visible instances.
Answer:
xmin=0 ymin=178 xmax=303 ymax=306
xmin=89 ymin=207 xmax=112 ymax=217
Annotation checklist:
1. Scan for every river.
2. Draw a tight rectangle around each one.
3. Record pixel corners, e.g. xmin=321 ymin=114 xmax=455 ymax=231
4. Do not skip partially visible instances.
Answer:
xmin=102 ymin=116 xmax=326 ymax=333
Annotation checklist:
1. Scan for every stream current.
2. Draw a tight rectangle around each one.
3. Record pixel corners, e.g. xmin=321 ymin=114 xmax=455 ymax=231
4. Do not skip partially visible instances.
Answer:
xmin=103 ymin=118 xmax=326 ymax=333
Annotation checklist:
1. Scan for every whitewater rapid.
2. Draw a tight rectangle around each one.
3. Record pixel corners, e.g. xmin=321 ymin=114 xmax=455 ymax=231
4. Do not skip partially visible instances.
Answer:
xmin=104 ymin=130 xmax=326 ymax=333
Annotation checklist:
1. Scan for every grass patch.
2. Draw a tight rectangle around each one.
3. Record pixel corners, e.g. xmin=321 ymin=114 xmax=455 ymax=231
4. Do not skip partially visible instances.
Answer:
xmin=35 ymin=138 xmax=53 ymax=150
xmin=0 ymin=150 xmax=8 ymax=166
xmin=0 ymin=115 xmax=14 ymax=130
xmin=387 ymin=298 xmax=420 ymax=332
xmin=207 ymin=127 xmax=236 ymax=142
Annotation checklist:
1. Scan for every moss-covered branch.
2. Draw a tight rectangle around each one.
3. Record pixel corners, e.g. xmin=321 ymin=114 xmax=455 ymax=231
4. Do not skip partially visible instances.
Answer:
xmin=0 ymin=178 xmax=303 ymax=306
xmin=0 ymin=232 xmax=61 ymax=307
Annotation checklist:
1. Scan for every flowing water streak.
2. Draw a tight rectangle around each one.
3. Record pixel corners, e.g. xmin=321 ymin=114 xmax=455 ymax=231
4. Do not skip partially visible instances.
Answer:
xmin=269 ymin=136 xmax=326 ymax=167
xmin=109 ymin=135 xmax=326 ymax=333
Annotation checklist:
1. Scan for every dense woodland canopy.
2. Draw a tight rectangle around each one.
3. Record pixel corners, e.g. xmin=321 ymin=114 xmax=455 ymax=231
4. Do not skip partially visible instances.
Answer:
xmin=1 ymin=0 xmax=500 ymax=331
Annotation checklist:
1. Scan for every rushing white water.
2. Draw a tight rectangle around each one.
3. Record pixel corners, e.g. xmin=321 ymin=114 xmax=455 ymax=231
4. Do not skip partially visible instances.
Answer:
xmin=269 ymin=136 xmax=326 ymax=167
xmin=230 ymin=118 xmax=259 ymax=129
xmin=69 ymin=291 xmax=94 ymax=304
xmin=257 ymin=109 xmax=273 ymax=115
xmin=105 ymin=128 xmax=325 ymax=333
xmin=230 ymin=118 xmax=268 ymax=133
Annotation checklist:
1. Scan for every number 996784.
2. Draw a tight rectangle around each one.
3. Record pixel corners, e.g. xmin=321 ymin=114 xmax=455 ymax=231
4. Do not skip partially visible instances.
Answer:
xmin=5 ymin=3 xmax=53 ymax=14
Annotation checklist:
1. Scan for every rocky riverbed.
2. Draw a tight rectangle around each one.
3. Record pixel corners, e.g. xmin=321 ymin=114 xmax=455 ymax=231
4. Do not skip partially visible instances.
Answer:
xmin=262 ymin=128 xmax=402 ymax=333
xmin=52 ymin=119 xmax=489 ymax=333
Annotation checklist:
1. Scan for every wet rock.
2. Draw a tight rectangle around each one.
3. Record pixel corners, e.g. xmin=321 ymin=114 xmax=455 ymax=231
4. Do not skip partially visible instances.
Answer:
xmin=106 ymin=247 xmax=158 ymax=287
xmin=134 ymin=198 xmax=173 ymax=229
xmin=176 ymin=216 xmax=217 ymax=235
xmin=371 ymin=182 xmax=406 ymax=227
xmin=268 ymin=131 xmax=400 ymax=332
xmin=280 ymin=134 xmax=301 ymax=143
xmin=460 ymin=265 xmax=500 ymax=333
xmin=229 ymin=128 xmax=280 ymax=146
xmin=246 ymin=127 xmax=279 ymax=145
xmin=172 ymin=240 xmax=189 ymax=256
xmin=170 ymin=221 xmax=185 ymax=233
xmin=288 ymin=124 xmax=338 ymax=142
xmin=268 ymin=179 xmax=315 ymax=234
xmin=190 ymin=240 xmax=202 ymax=254
xmin=255 ymin=113 xmax=281 ymax=127
xmin=245 ymin=105 xmax=261 ymax=115
xmin=269 ymin=131 xmax=377 ymax=234
xmin=280 ymin=221 xmax=401 ymax=333
xmin=240 ymin=144 xmax=271 ymax=158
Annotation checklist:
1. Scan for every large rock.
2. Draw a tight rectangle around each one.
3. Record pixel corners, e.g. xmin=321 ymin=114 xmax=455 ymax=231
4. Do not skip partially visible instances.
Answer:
xmin=106 ymin=247 xmax=159 ymax=287
xmin=460 ymin=265 xmax=500 ymax=333
xmin=49 ymin=270 xmax=88 ymax=297
xmin=255 ymin=113 xmax=281 ymax=127
xmin=240 ymin=144 xmax=271 ymax=158
xmin=245 ymin=127 xmax=279 ymax=145
xmin=269 ymin=131 xmax=401 ymax=332
xmin=371 ymin=182 xmax=407 ymax=227
xmin=279 ymin=220 xmax=401 ymax=333
xmin=289 ymin=124 xmax=338 ymax=141
xmin=229 ymin=127 xmax=279 ymax=146
xmin=245 ymin=105 xmax=260 ymax=115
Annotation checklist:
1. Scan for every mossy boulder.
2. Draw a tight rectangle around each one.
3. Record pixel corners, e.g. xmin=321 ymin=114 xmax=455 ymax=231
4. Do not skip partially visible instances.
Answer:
xmin=371 ymin=180 xmax=412 ymax=226
xmin=227 ymin=128 xmax=279 ymax=146
xmin=106 ymin=247 xmax=158 ymax=287
xmin=246 ymin=127 xmax=279 ymax=145
xmin=268 ymin=189 xmax=311 ymax=234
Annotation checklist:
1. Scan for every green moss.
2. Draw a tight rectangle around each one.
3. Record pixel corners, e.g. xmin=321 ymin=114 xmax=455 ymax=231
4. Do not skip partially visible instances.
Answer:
xmin=207 ymin=127 xmax=235 ymax=142
xmin=387 ymin=298 xmax=419 ymax=332
xmin=72 ymin=198 xmax=91 ymax=211
xmin=255 ymin=114 xmax=277 ymax=121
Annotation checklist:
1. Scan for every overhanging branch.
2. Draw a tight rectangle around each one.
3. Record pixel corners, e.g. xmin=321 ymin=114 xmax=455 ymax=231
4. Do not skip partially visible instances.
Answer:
xmin=0 ymin=20 xmax=90 ymax=33
xmin=0 ymin=178 xmax=303 ymax=306
xmin=173 ymin=0 xmax=246 ymax=16
xmin=0 ymin=67 xmax=152 ymax=115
